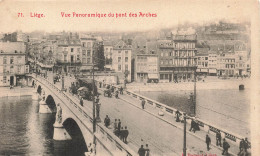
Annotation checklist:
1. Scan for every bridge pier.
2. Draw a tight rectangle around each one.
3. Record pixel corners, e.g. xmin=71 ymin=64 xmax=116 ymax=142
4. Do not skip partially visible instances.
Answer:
xmin=53 ymin=122 xmax=72 ymax=141
xmin=39 ymin=100 xmax=52 ymax=113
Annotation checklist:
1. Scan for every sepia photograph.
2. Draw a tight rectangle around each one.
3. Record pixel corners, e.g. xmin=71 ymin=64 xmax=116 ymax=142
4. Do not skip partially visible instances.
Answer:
xmin=0 ymin=0 xmax=259 ymax=156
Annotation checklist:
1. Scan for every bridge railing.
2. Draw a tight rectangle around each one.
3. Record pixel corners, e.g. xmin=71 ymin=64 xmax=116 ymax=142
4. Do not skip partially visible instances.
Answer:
xmin=100 ymin=81 xmax=248 ymax=146
xmin=32 ymin=74 xmax=137 ymax=156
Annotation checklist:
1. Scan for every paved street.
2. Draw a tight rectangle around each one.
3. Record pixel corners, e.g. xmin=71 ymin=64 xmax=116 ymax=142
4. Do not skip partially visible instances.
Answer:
xmin=45 ymin=74 xmax=249 ymax=156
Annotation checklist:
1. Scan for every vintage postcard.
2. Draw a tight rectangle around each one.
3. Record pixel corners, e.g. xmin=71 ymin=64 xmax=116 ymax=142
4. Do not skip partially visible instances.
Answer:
xmin=0 ymin=0 xmax=259 ymax=156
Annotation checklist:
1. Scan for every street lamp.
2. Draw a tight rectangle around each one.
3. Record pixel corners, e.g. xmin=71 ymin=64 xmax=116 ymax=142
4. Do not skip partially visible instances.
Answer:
xmin=193 ymin=70 xmax=197 ymax=116
xmin=183 ymin=113 xmax=187 ymax=156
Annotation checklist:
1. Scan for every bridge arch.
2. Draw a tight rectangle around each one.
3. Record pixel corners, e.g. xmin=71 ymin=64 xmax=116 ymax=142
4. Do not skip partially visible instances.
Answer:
xmin=45 ymin=95 xmax=57 ymax=112
xmin=62 ymin=118 xmax=89 ymax=154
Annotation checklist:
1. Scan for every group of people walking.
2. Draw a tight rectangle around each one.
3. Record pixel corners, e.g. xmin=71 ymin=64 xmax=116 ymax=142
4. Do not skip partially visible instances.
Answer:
xmin=113 ymin=119 xmax=129 ymax=143
xmin=104 ymin=116 xmax=129 ymax=144
xmin=205 ymin=131 xmax=250 ymax=156
xmin=138 ymin=144 xmax=150 ymax=156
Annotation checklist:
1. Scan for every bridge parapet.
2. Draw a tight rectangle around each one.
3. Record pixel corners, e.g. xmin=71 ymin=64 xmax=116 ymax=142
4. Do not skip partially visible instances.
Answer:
xmin=100 ymin=82 xmax=250 ymax=147
xmin=30 ymin=74 xmax=137 ymax=156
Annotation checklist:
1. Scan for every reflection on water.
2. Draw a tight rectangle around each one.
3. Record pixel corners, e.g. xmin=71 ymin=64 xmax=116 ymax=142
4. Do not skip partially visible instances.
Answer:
xmin=0 ymin=96 xmax=86 ymax=156
xmin=138 ymin=89 xmax=250 ymax=137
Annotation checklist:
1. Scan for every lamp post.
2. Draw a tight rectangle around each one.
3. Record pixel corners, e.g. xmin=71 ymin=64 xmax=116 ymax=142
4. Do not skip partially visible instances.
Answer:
xmin=193 ymin=70 xmax=197 ymax=116
xmin=183 ymin=113 xmax=187 ymax=156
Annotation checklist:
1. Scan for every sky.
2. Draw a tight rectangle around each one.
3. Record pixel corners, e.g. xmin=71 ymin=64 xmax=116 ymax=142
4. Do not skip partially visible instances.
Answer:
xmin=0 ymin=0 xmax=257 ymax=33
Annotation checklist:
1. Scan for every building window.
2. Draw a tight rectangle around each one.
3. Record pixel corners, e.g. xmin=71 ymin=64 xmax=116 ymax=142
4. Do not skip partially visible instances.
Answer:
xmin=118 ymin=51 xmax=121 ymax=54
xmin=18 ymin=65 xmax=21 ymax=73
xmin=82 ymin=42 xmax=86 ymax=47
xmin=160 ymin=74 xmax=164 ymax=79
xmin=3 ymin=76 xmax=6 ymax=83
xmin=10 ymin=57 xmax=14 ymax=64
xmin=87 ymin=42 xmax=91 ymax=48
xmin=118 ymin=57 xmax=121 ymax=63
xmin=77 ymin=55 xmax=80 ymax=60
xmin=169 ymin=52 xmax=172 ymax=56
xmin=71 ymin=48 xmax=74 ymax=52
xmin=82 ymin=50 xmax=86 ymax=56
xmin=118 ymin=65 xmax=121 ymax=71
xmin=125 ymin=51 xmax=128 ymax=55
xmin=87 ymin=50 xmax=91 ymax=56
xmin=125 ymin=57 xmax=128 ymax=62
xmin=87 ymin=58 xmax=90 ymax=64
xmin=3 ymin=57 xmax=7 ymax=64
xmin=10 ymin=66 xmax=14 ymax=73
xmin=3 ymin=66 xmax=6 ymax=73
xmin=125 ymin=64 xmax=128 ymax=71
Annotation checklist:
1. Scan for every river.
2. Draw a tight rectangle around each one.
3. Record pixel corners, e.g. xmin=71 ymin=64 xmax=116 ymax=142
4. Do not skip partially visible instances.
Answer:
xmin=137 ymin=89 xmax=251 ymax=138
xmin=0 ymin=95 xmax=85 ymax=156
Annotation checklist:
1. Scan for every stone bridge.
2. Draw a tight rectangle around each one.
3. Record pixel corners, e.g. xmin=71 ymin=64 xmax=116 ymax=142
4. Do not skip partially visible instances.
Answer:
xmin=29 ymin=75 xmax=136 ymax=156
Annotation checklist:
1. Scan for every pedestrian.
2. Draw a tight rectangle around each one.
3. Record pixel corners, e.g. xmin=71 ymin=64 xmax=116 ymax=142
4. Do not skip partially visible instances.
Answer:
xmin=222 ymin=138 xmax=230 ymax=155
xmin=216 ymin=131 xmax=222 ymax=147
xmin=115 ymin=90 xmax=119 ymax=99
xmin=138 ymin=145 xmax=146 ymax=156
xmin=145 ymin=144 xmax=150 ymax=156
xmin=141 ymin=99 xmax=145 ymax=109
xmin=113 ymin=119 xmax=118 ymax=134
xmin=206 ymin=134 xmax=211 ymax=151
xmin=104 ymin=115 xmax=110 ymax=128
xmin=175 ymin=110 xmax=181 ymax=122
xmin=189 ymin=119 xmax=196 ymax=133
xmin=80 ymin=97 xmax=83 ymax=106
xmin=122 ymin=126 xmax=129 ymax=143
xmin=238 ymin=139 xmax=245 ymax=154
xmin=120 ymin=86 xmax=123 ymax=94
xmin=118 ymin=119 xmax=121 ymax=131
xmin=244 ymin=138 xmax=250 ymax=154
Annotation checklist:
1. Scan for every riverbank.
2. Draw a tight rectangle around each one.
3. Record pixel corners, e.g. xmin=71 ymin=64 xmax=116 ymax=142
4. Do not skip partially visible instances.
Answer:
xmin=126 ymin=78 xmax=250 ymax=92
xmin=0 ymin=87 xmax=33 ymax=97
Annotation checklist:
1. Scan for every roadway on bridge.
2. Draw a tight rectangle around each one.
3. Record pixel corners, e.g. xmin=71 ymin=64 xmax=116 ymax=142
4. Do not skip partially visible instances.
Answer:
xmin=46 ymin=74 xmax=242 ymax=156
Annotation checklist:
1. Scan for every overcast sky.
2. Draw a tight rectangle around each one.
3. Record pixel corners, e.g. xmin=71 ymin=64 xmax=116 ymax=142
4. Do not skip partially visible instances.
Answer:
xmin=0 ymin=0 xmax=257 ymax=33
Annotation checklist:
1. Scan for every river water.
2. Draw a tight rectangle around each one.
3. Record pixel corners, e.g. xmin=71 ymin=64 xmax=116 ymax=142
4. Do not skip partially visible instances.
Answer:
xmin=138 ymin=89 xmax=251 ymax=138
xmin=0 ymin=95 xmax=85 ymax=156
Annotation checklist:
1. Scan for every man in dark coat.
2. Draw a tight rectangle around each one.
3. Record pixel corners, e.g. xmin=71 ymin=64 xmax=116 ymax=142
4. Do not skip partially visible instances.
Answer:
xmin=239 ymin=139 xmax=245 ymax=154
xmin=216 ymin=132 xmax=222 ymax=147
xmin=222 ymin=138 xmax=230 ymax=155
xmin=189 ymin=119 xmax=196 ymax=133
xmin=141 ymin=99 xmax=145 ymax=109
xmin=121 ymin=126 xmax=129 ymax=143
xmin=104 ymin=115 xmax=110 ymax=128
xmin=120 ymin=86 xmax=123 ymax=94
xmin=206 ymin=134 xmax=211 ymax=151
xmin=244 ymin=138 xmax=250 ymax=153
xmin=138 ymin=145 xmax=146 ymax=156
xmin=118 ymin=119 xmax=121 ymax=131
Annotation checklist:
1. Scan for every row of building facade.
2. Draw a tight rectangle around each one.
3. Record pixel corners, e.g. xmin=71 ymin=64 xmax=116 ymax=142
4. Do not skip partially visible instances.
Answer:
xmin=0 ymin=32 xmax=250 ymax=86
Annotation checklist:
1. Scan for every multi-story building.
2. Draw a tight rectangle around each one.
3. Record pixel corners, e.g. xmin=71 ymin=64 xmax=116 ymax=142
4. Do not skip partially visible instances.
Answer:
xmin=135 ymin=54 xmax=158 ymax=82
xmin=196 ymin=54 xmax=208 ymax=75
xmin=0 ymin=42 xmax=29 ymax=86
xmin=208 ymin=52 xmax=218 ymax=76
xmin=80 ymin=36 xmax=96 ymax=71
xmin=56 ymin=39 xmax=81 ymax=73
xmin=112 ymin=40 xmax=132 ymax=82
xmin=159 ymin=35 xmax=197 ymax=82
xmin=217 ymin=53 xmax=236 ymax=77
xmin=234 ymin=41 xmax=248 ymax=76
xmin=104 ymin=41 xmax=113 ymax=70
